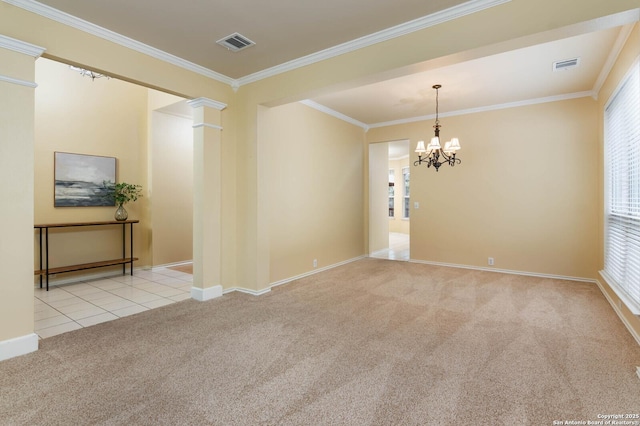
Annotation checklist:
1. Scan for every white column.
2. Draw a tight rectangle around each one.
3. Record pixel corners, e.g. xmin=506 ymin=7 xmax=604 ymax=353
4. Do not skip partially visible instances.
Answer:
xmin=187 ymin=97 xmax=226 ymax=301
xmin=0 ymin=35 xmax=44 ymax=361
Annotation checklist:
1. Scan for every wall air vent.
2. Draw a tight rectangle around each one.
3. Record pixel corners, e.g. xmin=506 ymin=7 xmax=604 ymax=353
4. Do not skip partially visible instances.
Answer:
xmin=216 ymin=33 xmax=255 ymax=52
xmin=553 ymin=57 xmax=580 ymax=71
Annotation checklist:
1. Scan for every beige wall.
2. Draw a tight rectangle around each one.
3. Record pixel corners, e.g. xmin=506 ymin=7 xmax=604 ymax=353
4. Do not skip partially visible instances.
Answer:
xmin=33 ymin=59 xmax=195 ymax=281
xmin=34 ymin=58 xmax=150 ymax=278
xmin=389 ymin=157 xmax=410 ymax=234
xmin=0 ymin=3 xmax=237 ymax=352
xmin=150 ymin=110 xmax=193 ymax=266
xmin=267 ymin=102 xmax=365 ymax=283
xmin=2 ymin=0 xmax=639 ymax=354
xmin=368 ymin=98 xmax=600 ymax=279
xmin=369 ymin=142 xmax=389 ymax=253
xmin=233 ymin=0 xmax=638 ymax=292
xmin=596 ymin=23 xmax=640 ymax=339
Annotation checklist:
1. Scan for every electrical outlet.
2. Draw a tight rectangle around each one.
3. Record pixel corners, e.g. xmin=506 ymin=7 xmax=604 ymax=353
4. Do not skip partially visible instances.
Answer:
xmin=414 ymin=202 xmax=420 ymax=209
xmin=488 ymin=257 xmax=494 ymax=266
xmin=313 ymin=259 xmax=318 ymax=268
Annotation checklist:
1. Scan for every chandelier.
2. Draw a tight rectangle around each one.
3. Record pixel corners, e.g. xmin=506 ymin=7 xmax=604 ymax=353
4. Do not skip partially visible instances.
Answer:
xmin=69 ymin=66 xmax=110 ymax=81
xmin=414 ymin=84 xmax=461 ymax=171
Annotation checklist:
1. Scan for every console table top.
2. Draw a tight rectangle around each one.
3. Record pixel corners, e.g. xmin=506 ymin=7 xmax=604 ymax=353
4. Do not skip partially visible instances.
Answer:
xmin=35 ymin=220 xmax=139 ymax=228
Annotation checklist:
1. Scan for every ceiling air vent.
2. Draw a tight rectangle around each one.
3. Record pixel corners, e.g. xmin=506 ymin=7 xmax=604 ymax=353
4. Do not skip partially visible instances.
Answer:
xmin=553 ymin=57 xmax=580 ymax=72
xmin=216 ymin=33 xmax=255 ymax=52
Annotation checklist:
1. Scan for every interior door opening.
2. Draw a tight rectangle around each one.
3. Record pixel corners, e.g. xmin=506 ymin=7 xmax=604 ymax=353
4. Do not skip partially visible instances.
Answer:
xmin=368 ymin=140 xmax=410 ymax=261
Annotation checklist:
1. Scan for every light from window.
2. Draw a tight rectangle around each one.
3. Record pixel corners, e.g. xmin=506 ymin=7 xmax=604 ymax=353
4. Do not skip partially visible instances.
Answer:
xmin=603 ymin=58 xmax=640 ymax=314
xmin=403 ymin=167 xmax=410 ymax=219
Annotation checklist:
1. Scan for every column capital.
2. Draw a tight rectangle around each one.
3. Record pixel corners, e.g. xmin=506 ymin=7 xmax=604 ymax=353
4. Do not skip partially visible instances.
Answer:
xmin=0 ymin=34 xmax=45 ymax=57
xmin=187 ymin=97 xmax=227 ymax=111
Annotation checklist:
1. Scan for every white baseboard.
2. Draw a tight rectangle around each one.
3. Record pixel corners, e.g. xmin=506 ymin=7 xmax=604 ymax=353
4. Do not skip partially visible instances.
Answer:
xmin=223 ymin=287 xmax=271 ymax=296
xmin=598 ymin=270 xmax=640 ymax=315
xmin=191 ymin=285 xmax=223 ymax=301
xmin=406 ymin=259 xmax=639 ymax=347
xmin=151 ymin=260 xmax=193 ymax=270
xmin=220 ymin=256 xmax=366 ymax=297
xmin=0 ymin=333 xmax=38 ymax=362
xmin=408 ymin=259 xmax=596 ymax=284
xmin=595 ymin=279 xmax=640 ymax=347
xmin=269 ymin=255 xmax=366 ymax=289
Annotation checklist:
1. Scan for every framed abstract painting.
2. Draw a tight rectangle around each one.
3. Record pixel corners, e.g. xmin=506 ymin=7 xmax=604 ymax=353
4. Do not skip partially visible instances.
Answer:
xmin=54 ymin=152 xmax=116 ymax=207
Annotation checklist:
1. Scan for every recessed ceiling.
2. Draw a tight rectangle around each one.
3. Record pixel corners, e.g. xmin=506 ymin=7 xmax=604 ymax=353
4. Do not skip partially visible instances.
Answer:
xmin=310 ymin=25 xmax=626 ymax=126
xmin=16 ymin=0 xmax=640 ymax=126
xmin=33 ymin=0 xmax=471 ymax=79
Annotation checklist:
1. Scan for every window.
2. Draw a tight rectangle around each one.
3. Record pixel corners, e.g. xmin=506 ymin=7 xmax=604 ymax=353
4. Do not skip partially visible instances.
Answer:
xmin=402 ymin=167 xmax=410 ymax=219
xmin=389 ymin=169 xmax=395 ymax=217
xmin=603 ymin=59 xmax=640 ymax=314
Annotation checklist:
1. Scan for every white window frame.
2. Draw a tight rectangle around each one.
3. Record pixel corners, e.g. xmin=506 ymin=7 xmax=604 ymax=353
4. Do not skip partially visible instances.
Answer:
xmin=402 ymin=166 xmax=410 ymax=219
xmin=602 ymin=57 xmax=640 ymax=315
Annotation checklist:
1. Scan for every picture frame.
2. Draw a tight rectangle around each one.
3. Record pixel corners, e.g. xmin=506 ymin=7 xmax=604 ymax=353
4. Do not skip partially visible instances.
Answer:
xmin=54 ymin=152 xmax=117 ymax=207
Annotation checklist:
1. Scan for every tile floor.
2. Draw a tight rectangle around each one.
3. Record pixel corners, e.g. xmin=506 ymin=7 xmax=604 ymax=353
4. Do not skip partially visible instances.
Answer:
xmin=370 ymin=232 xmax=410 ymax=261
xmin=34 ymin=267 xmax=192 ymax=339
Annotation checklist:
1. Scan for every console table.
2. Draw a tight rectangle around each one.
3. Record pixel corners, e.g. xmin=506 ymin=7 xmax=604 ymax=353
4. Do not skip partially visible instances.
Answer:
xmin=34 ymin=220 xmax=139 ymax=291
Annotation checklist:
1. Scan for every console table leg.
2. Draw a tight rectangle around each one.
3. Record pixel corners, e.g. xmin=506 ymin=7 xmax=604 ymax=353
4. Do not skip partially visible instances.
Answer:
xmin=39 ymin=228 xmax=42 ymax=289
xmin=45 ymin=228 xmax=49 ymax=291
xmin=130 ymin=222 xmax=134 ymax=276
xmin=122 ymin=224 xmax=126 ymax=275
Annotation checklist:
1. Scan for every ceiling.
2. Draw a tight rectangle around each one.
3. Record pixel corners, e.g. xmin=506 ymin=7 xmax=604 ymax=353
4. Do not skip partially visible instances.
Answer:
xmin=312 ymin=26 xmax=626 ymax=126
xmin=34 ymin=0 xmax=471 ymax=79
xmin=23 ymin=0 xmax=640 ymax=126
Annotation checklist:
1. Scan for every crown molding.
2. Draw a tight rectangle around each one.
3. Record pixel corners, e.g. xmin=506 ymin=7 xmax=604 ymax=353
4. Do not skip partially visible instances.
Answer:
xmin=592 ymin=23 xmax=636 ymax=101
xmin=2 ymin=0 xmax=235 ymax=86
xmin=187 ymin=97 xmax=227 ymax=111
xmin=0 ymin=73 xmax=38 ymax=88
xmin=368 ymin=90 xmax=595 ymax=128
xmin=3 ymin=0 xmax=510 ymax=89
xmin=300 ymin=100 xmax=369 ymax=131
xmin=237 ymin=0 xmax=511 ymax=86
xmin=0 ymin=33 xmax=45 ymax=57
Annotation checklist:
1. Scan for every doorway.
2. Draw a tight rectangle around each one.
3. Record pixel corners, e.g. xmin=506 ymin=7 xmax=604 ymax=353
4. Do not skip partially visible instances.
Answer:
xmin=369 ymin=140 xmax=410 ymax=261
xmin=32 ymin=58 xmax=194 ymax=339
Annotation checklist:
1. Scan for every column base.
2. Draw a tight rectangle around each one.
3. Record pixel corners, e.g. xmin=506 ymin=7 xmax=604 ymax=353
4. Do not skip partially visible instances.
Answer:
xmin=0 ymin=333 xmax=38 ymax=362
xmin=191 ymin=285 xmax=223 ymax=301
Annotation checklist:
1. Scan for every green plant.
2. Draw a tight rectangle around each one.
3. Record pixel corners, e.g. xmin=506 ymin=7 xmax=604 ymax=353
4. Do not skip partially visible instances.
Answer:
xmin=103 ymin=181 xmax=142 ymax=206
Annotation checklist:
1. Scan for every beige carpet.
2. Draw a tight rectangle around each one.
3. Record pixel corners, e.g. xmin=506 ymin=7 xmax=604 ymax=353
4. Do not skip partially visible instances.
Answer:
xmin=2 ymin=259 xmax=639 ymax=425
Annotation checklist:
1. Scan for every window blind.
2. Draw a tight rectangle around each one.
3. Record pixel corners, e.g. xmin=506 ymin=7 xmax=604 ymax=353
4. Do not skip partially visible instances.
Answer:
xmin=604 ymin=59 xmax=640 ymax=314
